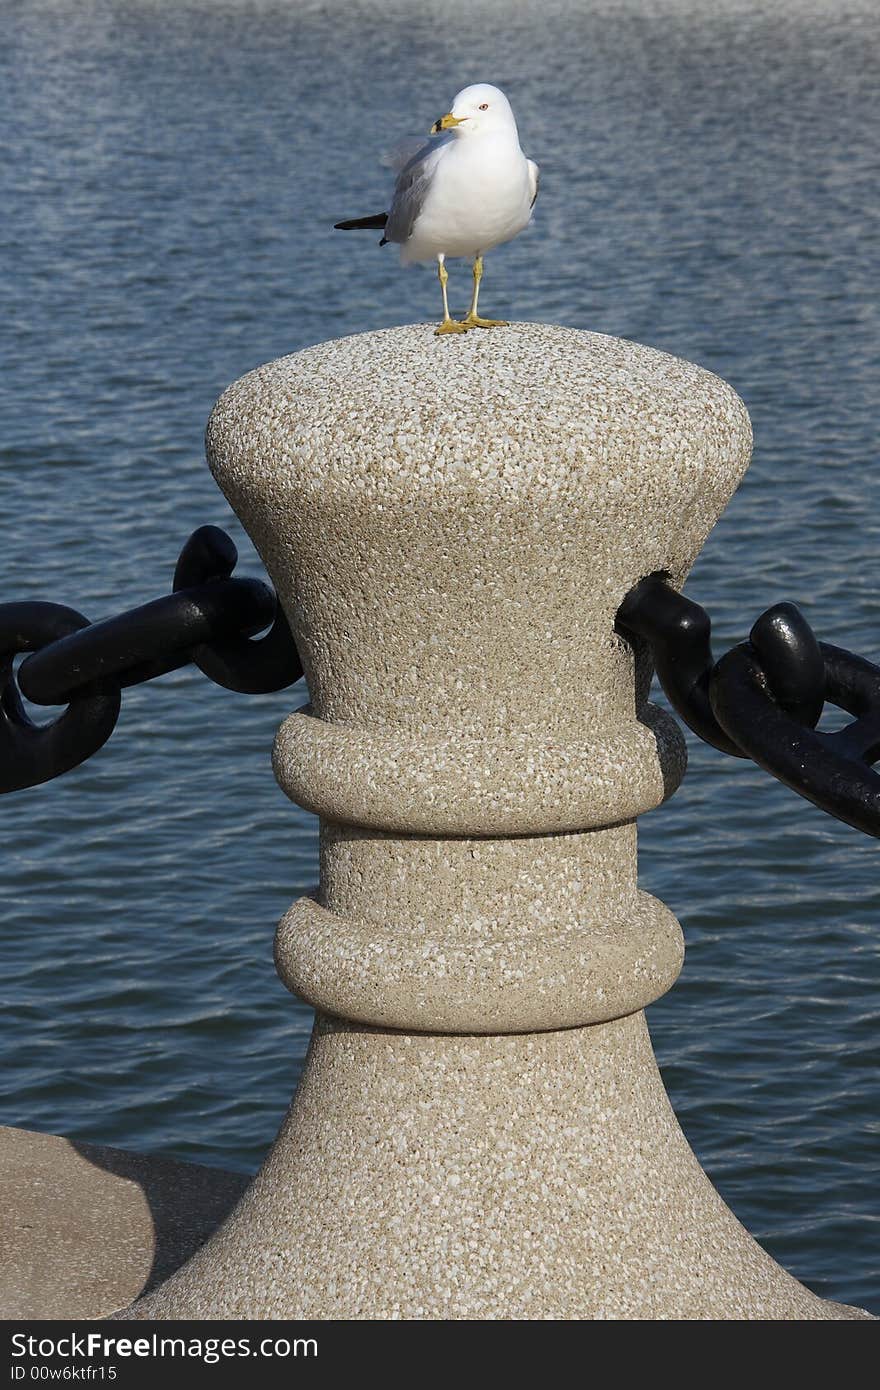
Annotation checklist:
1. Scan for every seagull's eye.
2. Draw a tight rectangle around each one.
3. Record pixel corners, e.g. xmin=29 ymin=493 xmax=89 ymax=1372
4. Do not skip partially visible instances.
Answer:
xmin=478 ymin=102 xmax=489 ymax=110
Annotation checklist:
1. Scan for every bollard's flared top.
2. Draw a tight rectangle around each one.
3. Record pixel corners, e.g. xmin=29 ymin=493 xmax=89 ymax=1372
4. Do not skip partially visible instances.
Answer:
xmin=207 ymin=324 xmax=751 ymax=835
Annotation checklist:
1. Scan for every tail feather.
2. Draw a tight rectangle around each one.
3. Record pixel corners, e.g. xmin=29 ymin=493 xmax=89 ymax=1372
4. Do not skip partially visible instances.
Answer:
xmin=334 ymin=212 xmax=389 ymax=231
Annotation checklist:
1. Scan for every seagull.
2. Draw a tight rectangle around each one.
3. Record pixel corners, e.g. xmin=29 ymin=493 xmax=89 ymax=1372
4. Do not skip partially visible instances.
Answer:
xmin=334 ymin=83 xmax=539 ymax=335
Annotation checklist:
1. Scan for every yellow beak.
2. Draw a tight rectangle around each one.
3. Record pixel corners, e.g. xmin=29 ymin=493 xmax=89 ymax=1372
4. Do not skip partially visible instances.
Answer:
xmin=430 ymin=112 xmax=467 ymax=133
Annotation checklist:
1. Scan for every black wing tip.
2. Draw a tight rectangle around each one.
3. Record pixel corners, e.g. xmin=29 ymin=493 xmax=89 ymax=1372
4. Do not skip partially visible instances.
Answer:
xmin=334 ymin=213 xmax=389 ymax=231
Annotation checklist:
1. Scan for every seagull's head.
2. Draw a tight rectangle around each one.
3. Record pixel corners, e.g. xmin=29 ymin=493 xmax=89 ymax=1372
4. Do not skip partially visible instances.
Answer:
xmin=430 ymin=84 xmax=517 ymax=138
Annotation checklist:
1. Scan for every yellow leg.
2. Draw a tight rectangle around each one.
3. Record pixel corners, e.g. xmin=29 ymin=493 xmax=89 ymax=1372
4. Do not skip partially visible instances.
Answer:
xmin=460 ymin=256 xmax=508 ymax=329
xmin=434 ymin=255 xmax=468 ymax=335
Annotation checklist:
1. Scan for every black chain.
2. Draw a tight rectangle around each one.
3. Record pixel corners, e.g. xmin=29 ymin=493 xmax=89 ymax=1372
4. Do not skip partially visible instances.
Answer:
xmin=617 ymin=573 xmax=880 ymax=838
xmin=5 ymin=549 xmax=879 ymax=836
xmin=0 ymin=527 xmax=302 ymax=793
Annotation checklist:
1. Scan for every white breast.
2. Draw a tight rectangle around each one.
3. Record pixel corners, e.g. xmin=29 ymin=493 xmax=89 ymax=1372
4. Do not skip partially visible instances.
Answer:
xmin=402 ymin=134 xmax=534 ymax=265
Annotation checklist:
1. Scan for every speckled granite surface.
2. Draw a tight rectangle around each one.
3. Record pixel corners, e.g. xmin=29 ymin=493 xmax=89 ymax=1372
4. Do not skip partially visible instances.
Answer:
xmin=126 ymin=1016 xmax=867 ymax=1320
xmin=122 ymin=325 xmax=869 ymax=1319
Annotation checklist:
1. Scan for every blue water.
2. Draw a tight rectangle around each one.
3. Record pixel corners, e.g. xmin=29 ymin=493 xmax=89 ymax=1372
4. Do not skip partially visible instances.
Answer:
xmin=1 ymin=0 xmax=878 ymax=1313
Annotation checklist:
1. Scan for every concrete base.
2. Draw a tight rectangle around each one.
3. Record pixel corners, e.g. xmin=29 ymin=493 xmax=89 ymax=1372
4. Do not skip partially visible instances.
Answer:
xmin=125 ymin=1014 xmax=871 ymax=1320
xmin=0 ymin=1125 xmax=247 ymax=1319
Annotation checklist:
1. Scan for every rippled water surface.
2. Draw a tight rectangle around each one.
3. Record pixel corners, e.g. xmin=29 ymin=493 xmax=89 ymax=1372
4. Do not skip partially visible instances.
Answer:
xmin=2 ymin=0 xmax=878 ymax=1313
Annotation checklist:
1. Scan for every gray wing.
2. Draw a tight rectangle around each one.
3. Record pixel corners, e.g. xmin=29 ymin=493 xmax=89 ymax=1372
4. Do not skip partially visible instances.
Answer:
xmin=384 ymin=134 xmax=453 ymax=245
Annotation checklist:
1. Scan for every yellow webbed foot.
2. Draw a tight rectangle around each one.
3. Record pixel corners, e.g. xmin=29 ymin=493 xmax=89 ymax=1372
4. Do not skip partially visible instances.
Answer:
xmin=459 ymin=314 xmax=508 ymax=329
xmin=435 ymin=318 xmax=470 ymax=335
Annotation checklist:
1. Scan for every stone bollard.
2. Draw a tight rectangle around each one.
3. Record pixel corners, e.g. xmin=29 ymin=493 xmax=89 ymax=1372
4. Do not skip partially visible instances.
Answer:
xmin=127 ymin=325 xmax=868 ymax=1319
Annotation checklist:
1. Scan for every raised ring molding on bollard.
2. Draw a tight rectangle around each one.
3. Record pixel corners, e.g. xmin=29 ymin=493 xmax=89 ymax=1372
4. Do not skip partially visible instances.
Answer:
xmin=123 ymin=324 xmax=871 ymax=1320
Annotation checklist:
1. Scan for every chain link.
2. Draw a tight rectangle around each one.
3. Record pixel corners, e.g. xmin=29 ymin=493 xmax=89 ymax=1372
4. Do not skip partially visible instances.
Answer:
xmin=0 ymin=527 xmax=302 ymax=793
xmin=617 ymin=574 xmax=880 ymax=838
